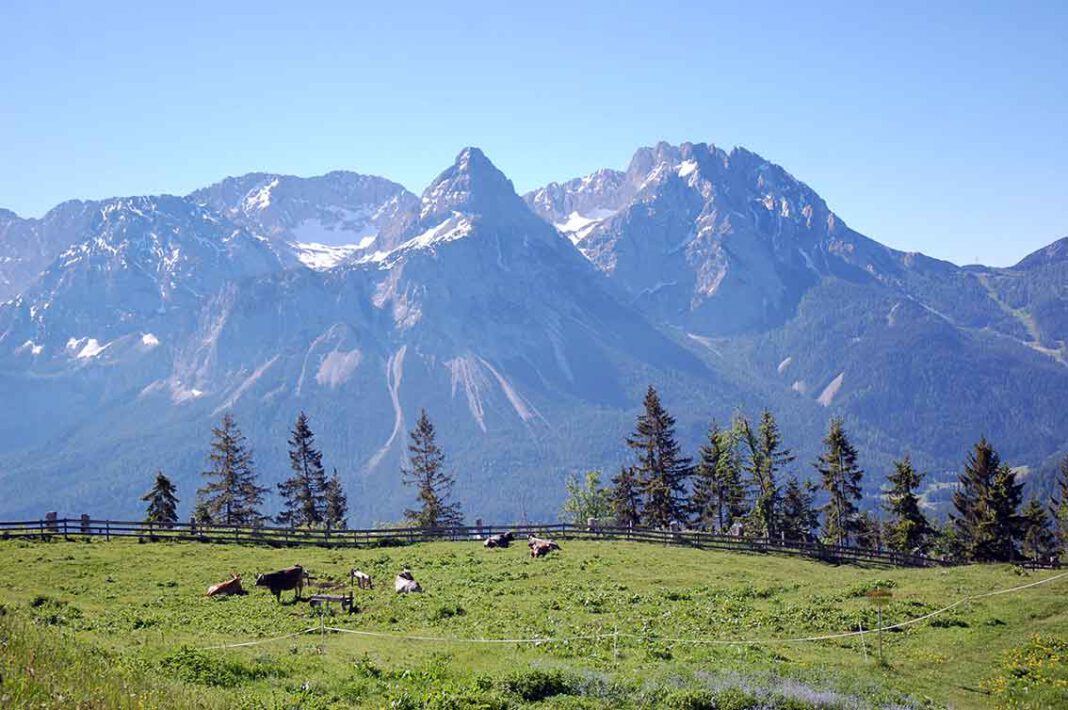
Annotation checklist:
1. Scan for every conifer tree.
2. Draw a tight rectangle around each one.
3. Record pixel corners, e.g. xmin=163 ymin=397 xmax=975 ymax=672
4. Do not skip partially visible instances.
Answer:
xmin=740 ymin=410 xmax=793 ymax=538
xmin=853 ymin=511 xmax=883 ymax=550
xmin=952 ymin=437 xmax=1023 ymax=562
xmin=402 ymin=409 xmax=463 ymax=529
xmin=1021 ymin=497 xmax=1056 ymax=563
xmin=883 ymin=454 xmax=933 ymax=554
xmin=780 ymin=475 xmax=819 ymax=542
xmin=276 ymin=411 xmax=328 ymax=527
xmin=1050 ymin=454 xmax=1068 ymax=560
xmin=142 ymin=471 xmax=179 ymax=527
xmin=691 ymin=421 xmax=746 ymax=532
xmin=626 ymin=386 xmax=692 ymax=528
xmin=197 ymin=413 xmax=266 ymax=526
xmin=610 ymin=466 xmax=642 ymax=527
xmin=815 ymin=417 xmax=864 ymax=547
xmin=324 ymin=469 xmax=349 ymax=530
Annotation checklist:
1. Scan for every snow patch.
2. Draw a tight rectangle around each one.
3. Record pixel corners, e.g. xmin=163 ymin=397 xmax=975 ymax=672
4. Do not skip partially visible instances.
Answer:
xmin=817 ymin=372 xmax=845 ymax=406
xmin=316 ymin=349 xmax=361 ymax=388
xmin=399 ymin=213 xmax=473 ymax=252
xmin=777 ymin=356 xmax=792 ymax=374
xmin=553 ymin=208 xmax=616 ymax=244
xmin=243 ymin=178 xmax=278 ymax=212
xmin=292 ymin=242 xmax=361 ymax=270
xmin=141 ymin=333 xmax=160 ymax=347
xmin=791 ymin=380 xmax=808 ymax=394
xmin=16 ymin=340 xmax=43 ymax=356
xmin=71 ymin=338 xmax=109 ymax=359
xmin=677 ymin=160 xmax=698 ymax=178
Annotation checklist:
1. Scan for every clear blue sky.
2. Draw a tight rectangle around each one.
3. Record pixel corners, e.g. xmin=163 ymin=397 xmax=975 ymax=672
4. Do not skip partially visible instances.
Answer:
xmin=1 ymin=1 xmax=1065 ymax=266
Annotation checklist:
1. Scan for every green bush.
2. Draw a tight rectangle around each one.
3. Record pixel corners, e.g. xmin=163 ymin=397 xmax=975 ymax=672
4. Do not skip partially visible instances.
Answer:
xmin=159 ymin=646 xmax=282 ymax=687
xmin=501 ymin=668 xmax=576 ymax=701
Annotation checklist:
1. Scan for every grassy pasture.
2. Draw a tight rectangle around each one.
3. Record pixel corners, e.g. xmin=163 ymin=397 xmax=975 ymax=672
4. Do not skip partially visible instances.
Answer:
xmin=0 ymin=537 xmax=1065 ymax=709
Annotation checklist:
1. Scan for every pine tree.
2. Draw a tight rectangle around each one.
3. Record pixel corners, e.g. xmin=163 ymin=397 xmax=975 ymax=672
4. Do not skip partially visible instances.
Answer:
xmin=691 ymin=421 xmax=747 ymax=532
xmin=883 ymin=454 xmax=933 ymax=554
xmin=142 ymin=471 xmax=179 ymax=527
xmin=625 ymin=386 xmax=692 ymax=528
xmin=610 ymin=466 xmax=642 ymax=528
xmin=324 ymin=469 xmax=349 ymax=530
xmin=815 ymin=417 xmax=864 ymax=547
xmin=1021 ymin=497 xmax=1056 ymax=563
xmin=197 ymin=413 xmax=266 ymax=526
xmin=780 ymin=476 xmax=819 ymax=542
xmin=854 ymin=511 xmax=883 ymax=550
xmin=402 ymin=409 xmax=463 ymax=529
xmin=1050 ymin=454 xmax=1068 ymax=560
xmin=276 ymin=411 xmax=328 ymax=527
xmin=952 ymin=437 xmax=1023 ymax=562
xmin=740 ymin=410 xmax=793 ymax=539
xmin=560 ymin=471 xmax=613 ymax=525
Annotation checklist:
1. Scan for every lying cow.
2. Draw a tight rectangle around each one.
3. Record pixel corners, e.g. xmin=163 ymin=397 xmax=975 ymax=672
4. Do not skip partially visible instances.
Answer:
xmin=256 ymin=565 xmax=305 ymax=602
xmin=206 ymin=574 xmax=245 ymax=597
xmin=394 ymin=569 xmax=423 ymax=593
xmin=484 ymin=531 xmax=515 ymax=549
xmin=528 ymin=535 xmax=561 ymax=558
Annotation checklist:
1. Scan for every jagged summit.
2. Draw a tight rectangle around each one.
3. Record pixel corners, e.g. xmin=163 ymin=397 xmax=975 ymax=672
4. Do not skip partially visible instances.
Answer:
xmin=417 ymin=147 xmax=529 ymax=225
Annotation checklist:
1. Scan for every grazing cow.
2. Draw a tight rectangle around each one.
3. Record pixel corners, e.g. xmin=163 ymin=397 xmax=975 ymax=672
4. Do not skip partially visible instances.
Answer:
xmin=484 ymin=531 xmax=515 ymax=549
xmin=255 ymin=565 xmax=305 ymax=602
xmin=528 ymin=535 xmax=561 ymax=558
xmin=206 ymin=573 xmax=245 ymax=597
xmin=394 ymin=569 xmax=423 ymax=593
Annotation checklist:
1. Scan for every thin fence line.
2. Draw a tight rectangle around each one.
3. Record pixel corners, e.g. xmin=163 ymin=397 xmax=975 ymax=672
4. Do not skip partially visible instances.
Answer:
xmin=200 ymin=627 xmax=319 ymax=650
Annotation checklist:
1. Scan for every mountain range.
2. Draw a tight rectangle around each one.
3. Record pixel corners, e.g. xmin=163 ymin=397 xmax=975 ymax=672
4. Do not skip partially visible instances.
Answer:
xmin=1 ymin=143 xmax=1065 ymax=523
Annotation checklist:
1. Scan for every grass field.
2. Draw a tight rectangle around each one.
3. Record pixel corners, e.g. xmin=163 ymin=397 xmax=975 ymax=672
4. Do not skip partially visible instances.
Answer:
xmin=0 ymin=537 xmax=1065 ymax=709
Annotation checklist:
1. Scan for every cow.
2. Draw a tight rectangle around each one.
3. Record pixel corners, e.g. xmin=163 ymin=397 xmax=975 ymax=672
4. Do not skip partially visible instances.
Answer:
xmin=255 ymin=565 xmax=305 ymax=602
xmin=206 ymin=573 xmax=245 ymax=597
xmin=484 ymin=531 xmax=515 ymax=549
xmin=394 ymin=569 xmax=423 ymax=593
xmin=528 ymin=535 xmax=561 ymax=558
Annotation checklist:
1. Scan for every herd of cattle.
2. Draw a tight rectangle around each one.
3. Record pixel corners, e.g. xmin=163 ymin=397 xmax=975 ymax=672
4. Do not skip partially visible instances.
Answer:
xmin=204 ymin=533 xmax=561 ymax=603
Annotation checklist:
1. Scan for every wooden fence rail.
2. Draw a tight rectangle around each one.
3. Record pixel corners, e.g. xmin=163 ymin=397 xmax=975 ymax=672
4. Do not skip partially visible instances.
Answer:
xmin=0 ymin=517 xmax=962 ymax=568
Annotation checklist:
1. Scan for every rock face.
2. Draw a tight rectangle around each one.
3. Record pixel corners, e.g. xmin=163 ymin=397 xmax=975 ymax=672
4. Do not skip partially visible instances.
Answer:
xmin=0 ymin=143 xmax=1065 ymax=523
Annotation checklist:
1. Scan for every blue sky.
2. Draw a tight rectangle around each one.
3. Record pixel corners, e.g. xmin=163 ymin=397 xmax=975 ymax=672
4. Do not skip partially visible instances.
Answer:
xmin=1 ymin=1 xmax=1065 ymax=266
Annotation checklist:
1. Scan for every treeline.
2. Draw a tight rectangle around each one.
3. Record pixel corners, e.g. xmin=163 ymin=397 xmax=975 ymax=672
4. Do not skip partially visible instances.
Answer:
xmin=560 ymin=386 xmax=1068 ymax=564
xmin=141 ymin=408 xmax=463 ymax=532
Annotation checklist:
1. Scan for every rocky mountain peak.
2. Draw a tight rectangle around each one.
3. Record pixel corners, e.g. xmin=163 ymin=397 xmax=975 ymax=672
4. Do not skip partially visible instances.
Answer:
xmin=417 ymin=147 xmax=527 ymax=225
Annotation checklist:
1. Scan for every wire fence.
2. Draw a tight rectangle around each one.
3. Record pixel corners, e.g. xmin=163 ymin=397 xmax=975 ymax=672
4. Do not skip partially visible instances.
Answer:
xmin=0 ymin=515 xmax=960 ymax=568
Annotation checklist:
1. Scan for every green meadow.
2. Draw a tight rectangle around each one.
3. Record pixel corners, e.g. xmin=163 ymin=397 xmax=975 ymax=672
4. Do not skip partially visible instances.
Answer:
xmin=0 ymin=538 xmax=1065 ymax=709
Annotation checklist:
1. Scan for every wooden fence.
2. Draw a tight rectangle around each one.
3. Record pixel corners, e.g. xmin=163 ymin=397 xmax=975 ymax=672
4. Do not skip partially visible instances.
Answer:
xmin=0 ymin=516 xmax=953 ymax=568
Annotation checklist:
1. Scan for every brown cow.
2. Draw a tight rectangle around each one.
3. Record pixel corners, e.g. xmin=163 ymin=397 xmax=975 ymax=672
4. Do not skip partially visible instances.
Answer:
xmin=255 ymin=565 xmax=305 ymax=601
xmin=528 ymin=535 xmax=561 ymax=558
xmin=206 ymin=574 xmax=245 ymax=597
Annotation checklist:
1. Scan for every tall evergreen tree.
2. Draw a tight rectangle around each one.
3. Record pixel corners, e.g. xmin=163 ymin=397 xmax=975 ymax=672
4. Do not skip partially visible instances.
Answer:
xmin=853 ymin=511 xmax=883 ymax=551
xmin=952 ymin=437 xmax=1023 ymax=562
xmin=402 ymin=409 xmax=463 ymax=528
xmin=142 ymin=471 xmax=179 ymax=527
xmin=626 ymin=386 xmax=692 ymax=528
xmin=883 ymin=454 xmax=934 ymax=554
xmin=740 ymin=410 xmax=793 ymax=539
xmin=324 ymin=469 xmax=349 ymax=530
xmin=276 ymin=411 xmax=328 ymax=527
xmin=1050 ymin=454 xmax=1068 ymax=560
xmin=1021 ymin=496 xmax=1056 ymax=563
xmin=780 ymin=475 xmax=819 ymax=542
xmin=610 ymin=465 xmax=642 ymax=527
xmin=197 ymin=413 xmax=266 ymax=526
xmin=815 ymin=417 xmax=864 ymax=547
xmin=691 ymin=421 xmax=747 ymax=531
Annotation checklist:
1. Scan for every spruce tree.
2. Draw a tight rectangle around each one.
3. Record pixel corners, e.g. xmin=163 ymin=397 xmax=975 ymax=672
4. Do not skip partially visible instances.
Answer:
xmin=815 ymin=417 xmax=864 ymax=547
xmin=883 ymin=454 xmax=933 ymax=554
xmin=625 ymin=386 xmax=692 ymax=529
xmin=780 ymin=476 xmax=819 ymax=542
xmin=1050 ymin=454 xmax=1068 ymax=560
xmin=276 ymin=411 xmax=328 ymax=527
xmin=952 ymin=437 xmax=1023 ymax=562
xmin=853 ymin=511 xmax=883 ymax=550
xmin=324 ymin=469 xmax=349 ymax=530
xmin=740 ymin=410 xmax=793 ymax=539
xmin=402 ymin=409 xmax=463 ymax=529
xmin=197 ymin=413 xmax=266 ymax=526
xmin=691 ymin=421 xmax=746 ymax=532
xmin=142 ymin=471 xmax=179 ymax=527
xmin=1021 ymin=497 xmax=1056 ymax=563
xmin=610 ymin=466 xmax=642 ymax=527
